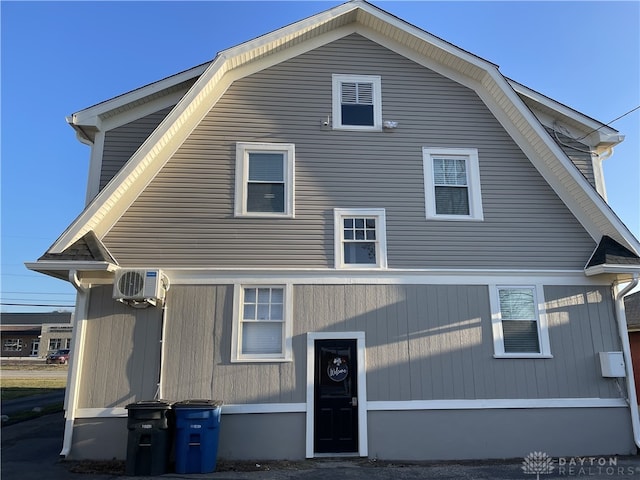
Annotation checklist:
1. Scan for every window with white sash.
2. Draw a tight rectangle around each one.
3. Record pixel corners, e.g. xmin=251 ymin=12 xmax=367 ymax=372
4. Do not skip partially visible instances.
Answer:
xmin=423 ymin=148 xmax=483 ymax=221
xmin=490 ymin=285 xmax=552 ymax=358
xmin=334 ymin=208 xmax=387 ymax=269
xmin=232 ymin=284 xmax=293 ymax=362
xmin=235 ymin=142 xmax=295 ymax=217
xmin=332 ymin=74 xmax=382 ymax=130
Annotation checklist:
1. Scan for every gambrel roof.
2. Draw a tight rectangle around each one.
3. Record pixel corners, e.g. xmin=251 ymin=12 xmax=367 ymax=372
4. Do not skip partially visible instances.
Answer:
xmin=31 ymin=0 xmax=640 ymax=271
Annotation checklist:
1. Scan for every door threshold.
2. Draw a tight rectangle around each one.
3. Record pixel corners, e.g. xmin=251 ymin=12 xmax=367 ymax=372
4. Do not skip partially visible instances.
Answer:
xmin=313 ymin=452 xmax=361 ymax=458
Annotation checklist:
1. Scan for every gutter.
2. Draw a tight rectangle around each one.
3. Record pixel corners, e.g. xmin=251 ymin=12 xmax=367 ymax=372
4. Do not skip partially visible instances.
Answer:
xmin=60 ymin=270 xmax=89 ymax=458
xmin=614 ymin=273 xmax=640 ymax=449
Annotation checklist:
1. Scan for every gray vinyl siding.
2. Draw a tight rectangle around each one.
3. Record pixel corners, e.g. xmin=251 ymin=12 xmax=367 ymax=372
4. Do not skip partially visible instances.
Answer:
xmin=77 ymin=286 xmax=162 ymax=408
xmin=368 ymin=408 xmax=634 ymax=460
xmin=545 ymin=125 xmax=596 ymax=188
xmin=104 ymin=33 xmax=595 ymax=269
xmin=162 ymin=285 xmax=303 ymax=404
xmin=100 ymin=106 xmax=174 ymax=190
xmin=159 ymin=283 xmax=620 ymax=406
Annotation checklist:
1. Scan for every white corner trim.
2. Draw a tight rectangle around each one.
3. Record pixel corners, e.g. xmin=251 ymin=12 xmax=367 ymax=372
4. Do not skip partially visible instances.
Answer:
xmin=367 ymin=398 xmax=627 ymax=411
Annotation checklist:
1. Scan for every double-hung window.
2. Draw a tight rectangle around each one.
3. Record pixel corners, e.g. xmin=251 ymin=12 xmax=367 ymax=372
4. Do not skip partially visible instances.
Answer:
xmin=235 ymin=142 xmax=295 ymax=217
xmin=231 ymin=284 xmax=293 ymax=362
xmin=423 ymin=148 xmax=483 ymax=221
xmin=334 ymin=208 xmax=387 ymax=269
xmin=332 ymin=74 xmax=382 ymax=131
xmin=489 ymin=285 xmax=552 ymax=358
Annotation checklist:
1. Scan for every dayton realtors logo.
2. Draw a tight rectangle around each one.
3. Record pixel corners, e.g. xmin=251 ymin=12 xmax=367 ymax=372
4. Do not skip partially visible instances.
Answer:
xmin=522 ymin=452 xmax=638 ymax=477
xmin=522 ymin=451 xmax=555 ymax=479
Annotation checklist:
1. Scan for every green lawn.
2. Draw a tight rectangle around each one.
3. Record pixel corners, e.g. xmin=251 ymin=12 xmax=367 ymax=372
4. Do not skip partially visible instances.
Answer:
xmin=1 ymin=378 xmax=67 ymax=400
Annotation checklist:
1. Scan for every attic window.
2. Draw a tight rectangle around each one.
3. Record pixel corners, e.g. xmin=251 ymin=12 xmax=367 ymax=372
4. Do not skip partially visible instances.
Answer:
xmin=332 ymin=74 xmax=382 ymax=131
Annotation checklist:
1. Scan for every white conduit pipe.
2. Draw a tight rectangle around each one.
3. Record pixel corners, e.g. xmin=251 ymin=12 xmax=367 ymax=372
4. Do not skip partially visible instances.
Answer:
xmin=60 ymin=270 xmax=89 ymax=458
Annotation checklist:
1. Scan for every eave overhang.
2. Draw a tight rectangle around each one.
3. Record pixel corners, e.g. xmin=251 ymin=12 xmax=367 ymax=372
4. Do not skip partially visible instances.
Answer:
xmin=25 ymin=261 xmax=119 ymax=282
xmin=508 ymin=79 xmax=624 ymax=151
xmin=67 ymin=63 xmax=210 ymax=142
xmin=585 ymin=264 xmax=640 ymax=278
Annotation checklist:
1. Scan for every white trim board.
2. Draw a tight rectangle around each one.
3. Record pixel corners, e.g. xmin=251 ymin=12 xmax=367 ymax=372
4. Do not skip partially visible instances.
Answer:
xmin=74 ymin=403 xmax=307 ymax=419
xmin=73 ymin=397 xmax=626 ymax=420
xmin=368 ymin=398 xmax=627 ymax=410
xmin=162 ymin=269 xmax=612 ymax=287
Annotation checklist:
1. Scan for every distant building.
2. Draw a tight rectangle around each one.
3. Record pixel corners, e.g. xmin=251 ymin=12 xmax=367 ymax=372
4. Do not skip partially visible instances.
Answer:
xmin=1 ymin=312 xmax=73 ymax=358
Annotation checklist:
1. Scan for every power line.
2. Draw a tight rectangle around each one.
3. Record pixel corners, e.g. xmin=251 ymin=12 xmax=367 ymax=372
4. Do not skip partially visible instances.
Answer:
xmin=0 ymin=303 xmax=75 ymax=308
xmin=576 ymin=105 xmax=640 ymax=140
xmin=2 ymin=291 xmax=76 ymax=296
xmin=2 ymin=298 xmax=75 ymax=302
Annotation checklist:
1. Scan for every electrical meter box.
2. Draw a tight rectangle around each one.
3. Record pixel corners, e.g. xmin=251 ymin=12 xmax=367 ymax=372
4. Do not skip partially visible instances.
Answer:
xmin=599 ymin=352 xmax=625 ymax=378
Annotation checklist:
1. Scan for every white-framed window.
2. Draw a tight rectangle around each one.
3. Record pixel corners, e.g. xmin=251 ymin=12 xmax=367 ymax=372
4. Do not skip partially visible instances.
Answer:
xmin=489 ymin=284 xmax=552 ymax=358
xmin=334 ymin=208 xmax=387 ymax=269
xmin=332 ymin=74 xmax=382 ymax=131
xmin=4 ymin=339 xmax=23 ymax=352
xmin=423 ymin=148 xmax=483 ymax=221
xmin=231 ymin=284 xmax=293 ymax=362
xmin=235 ymin=142 xmax=295 ymax=217
xmin=49 ymin=338 xmax=63 ymax=350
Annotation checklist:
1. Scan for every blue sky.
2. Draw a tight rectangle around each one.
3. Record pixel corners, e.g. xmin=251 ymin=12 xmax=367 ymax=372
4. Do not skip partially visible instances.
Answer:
xmin=1 ymin=1 xmax=639 ymax=312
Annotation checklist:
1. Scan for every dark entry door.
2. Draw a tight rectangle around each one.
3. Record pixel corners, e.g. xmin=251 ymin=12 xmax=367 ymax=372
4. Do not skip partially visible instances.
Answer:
xmin=314 ymin=339 xmax=358 ymax=453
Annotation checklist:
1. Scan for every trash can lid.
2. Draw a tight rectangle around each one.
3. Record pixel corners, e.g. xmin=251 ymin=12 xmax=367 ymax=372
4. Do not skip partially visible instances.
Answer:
xmin=173 ymin=399 xmax=223 ymax=409
xmin=125 ymin=400 xmax=173 ymax=410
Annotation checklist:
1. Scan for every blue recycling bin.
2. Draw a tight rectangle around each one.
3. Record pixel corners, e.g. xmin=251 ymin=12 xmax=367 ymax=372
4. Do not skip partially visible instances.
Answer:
xmin=173 ymin=399 xmax=223 ymax=474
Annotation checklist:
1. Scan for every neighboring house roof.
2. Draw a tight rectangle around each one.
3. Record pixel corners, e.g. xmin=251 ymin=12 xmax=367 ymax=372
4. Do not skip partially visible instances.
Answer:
xmin=0 ymin=325 xmax=42 ymax=335
xmin=0 ymin=312 xmax=73 ymax=332
xmin=28 ymin=0 xmax=640 ymax=274
xmin=627 ymin=292 xmax=640 ymax=331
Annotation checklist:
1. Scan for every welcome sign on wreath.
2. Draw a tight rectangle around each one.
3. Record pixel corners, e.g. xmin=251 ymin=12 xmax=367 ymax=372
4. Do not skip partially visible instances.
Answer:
xmin=328 ymin=356 xmax=349 ymax=382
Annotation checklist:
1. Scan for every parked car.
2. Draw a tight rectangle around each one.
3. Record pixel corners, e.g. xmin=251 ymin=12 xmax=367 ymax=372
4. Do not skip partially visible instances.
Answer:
xmin=46 ymin=349 xmax=70 ymax=365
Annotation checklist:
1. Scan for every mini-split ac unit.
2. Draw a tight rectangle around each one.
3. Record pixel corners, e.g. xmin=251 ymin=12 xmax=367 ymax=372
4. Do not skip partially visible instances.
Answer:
xmin=113 ymin=269 xmax=168 ymax=307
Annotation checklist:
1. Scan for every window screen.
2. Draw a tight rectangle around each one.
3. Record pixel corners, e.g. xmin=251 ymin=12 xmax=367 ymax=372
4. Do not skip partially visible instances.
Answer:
xmin=433 ymin=157 xmax=469 ymax=215
xmin=247 ymin=153 xmax=285 ymax=213
xmin=498 ymin=288 xmax=540 ymax=353
xmin=241 ymin=287 xmax=284 ymax=355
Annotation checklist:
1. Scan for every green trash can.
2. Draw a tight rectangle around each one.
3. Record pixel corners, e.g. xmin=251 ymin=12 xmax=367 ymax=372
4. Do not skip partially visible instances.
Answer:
xmin=125 ymin=400 xmax=173 ymax=476
xmin=173 ymin=400 xmax=223 ymax=474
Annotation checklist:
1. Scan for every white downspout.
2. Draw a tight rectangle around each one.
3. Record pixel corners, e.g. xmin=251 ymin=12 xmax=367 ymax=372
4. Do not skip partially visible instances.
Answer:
xmin=60 ymin=270 xmax=90 ymax=458
xmin=614 ymin=273 xmax=640 ymax=449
